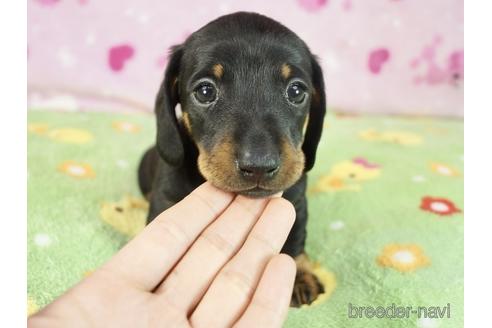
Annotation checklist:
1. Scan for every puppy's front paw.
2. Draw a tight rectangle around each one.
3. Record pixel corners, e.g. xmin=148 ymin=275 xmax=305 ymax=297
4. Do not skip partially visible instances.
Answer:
xmin=291 ymin=269 xmax=324 ymax=307
xmin=290 ymin=254 xmax=325 ymax=307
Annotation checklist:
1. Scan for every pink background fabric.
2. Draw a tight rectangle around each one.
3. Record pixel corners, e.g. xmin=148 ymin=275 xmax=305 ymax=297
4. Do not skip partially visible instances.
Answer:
xmin=27 ymin=0 xmax=464 ymax=117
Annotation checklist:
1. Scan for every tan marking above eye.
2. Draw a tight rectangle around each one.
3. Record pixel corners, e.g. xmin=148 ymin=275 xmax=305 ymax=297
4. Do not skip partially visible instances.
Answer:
xmin=212 ymin=64 xmax=224 ymax=79
xmin=281 ymin=63 xmax=291 ymax=79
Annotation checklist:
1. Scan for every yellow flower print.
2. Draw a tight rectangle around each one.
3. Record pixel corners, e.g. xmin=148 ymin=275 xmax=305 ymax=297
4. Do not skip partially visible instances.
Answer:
xmin=430 ymin=162 xmax=460 ymax=177
xmin=377 ymin=244 xmax=430 ymax=272
xmin=112 ymin=121 xmax=140 ymax=133
xmin=383 ymin=131 xmax=422 ymax=145
xmin=312 ymin=157 xmax=381 ymax=193
xmin=359 ymin=129 xmax=382 ymax=141
xmin=425 ymin=126 xmax=448 ymax=136
xmin=28 ymin=123 xmax=49 ymax=135
xmin=48 ymin=128 xmax=93 ymax=144
xmin=359 ymin=129 xmax=422 ymax=145
xmin=27 ymin=296 xmax=38 ymax=316
xmin=314 ymin=175 xmax=361 ymax=192
xmin=100 ymin=196 xmax=148 ymax=237
xmin=58 ymin=161 xmax=95 ymax=178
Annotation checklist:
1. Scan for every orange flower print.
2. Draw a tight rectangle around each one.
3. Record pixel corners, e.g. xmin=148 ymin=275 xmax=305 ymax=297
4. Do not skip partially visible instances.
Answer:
xmin=58 ymin=161 xmax=95 ymax=178
xmin=48 ymin=128 xmax=93 ymax=144
xmin=377 ymin=244 xmax=430 ymax=272
xmin=112 ymin=121 xmax=140 ymax=133
xmin=28 ymin=123 xmax=49 ymax=135
xmin=430 ymin=162 xmax=460 ymax=177
xmin=420 ymin=196 xmax=461 ymax=216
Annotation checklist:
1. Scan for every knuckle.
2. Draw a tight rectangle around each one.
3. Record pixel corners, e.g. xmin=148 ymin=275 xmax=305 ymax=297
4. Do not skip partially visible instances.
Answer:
xmin=199 ymin=230 xmax=235 ymax=254
xmin=188 ymin=189 xmax=222 ymax=217
xmin=250 ymin=233 xmax=277 ymax=253
xmin=251 ymin=296 xmax=279 ymax=315
xmin=233 ymin=195 xmax=267 ymax=217
xmin=153 ymin=217 xmax=189 ymax=244
xmin=221 ymin=268 xmax=254 ymax=296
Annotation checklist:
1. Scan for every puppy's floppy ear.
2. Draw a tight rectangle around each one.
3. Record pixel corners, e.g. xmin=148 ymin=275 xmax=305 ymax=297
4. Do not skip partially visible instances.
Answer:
xmin=155 ymin=45 xmax=185 ymax=166
xmin=302 ymin=55 xmax=326 ymax=172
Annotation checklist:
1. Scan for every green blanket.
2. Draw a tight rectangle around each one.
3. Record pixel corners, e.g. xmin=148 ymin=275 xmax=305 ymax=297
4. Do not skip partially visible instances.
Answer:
xmin=27 ymin=109 xmax=463 ymax=327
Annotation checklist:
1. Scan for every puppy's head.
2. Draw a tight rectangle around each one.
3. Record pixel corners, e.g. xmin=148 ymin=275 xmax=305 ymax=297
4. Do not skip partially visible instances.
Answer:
xmin=155 ymin=12 xmax=326 ymax=197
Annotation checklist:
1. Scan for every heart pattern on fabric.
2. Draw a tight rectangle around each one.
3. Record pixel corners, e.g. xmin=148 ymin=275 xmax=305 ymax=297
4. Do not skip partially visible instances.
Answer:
xmin=108 ymin=44 xmax=135 ymax=72
xmin=368 ymin=48 xmax=390 ymax=74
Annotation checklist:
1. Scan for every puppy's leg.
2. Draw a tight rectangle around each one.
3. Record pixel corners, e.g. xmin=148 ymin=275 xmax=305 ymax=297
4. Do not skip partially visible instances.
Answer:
xmin=138 ymin=146 xmax=159 ymax=201
xmin=292 ymin=253 xmax=324 ymax=307
xmin=144 ymin=159 xmax=201 ymax=223
xmin=282 ymin=192 xmax=324 ymax=307
xmin=147 ymin=190 xmax=176 ymax=223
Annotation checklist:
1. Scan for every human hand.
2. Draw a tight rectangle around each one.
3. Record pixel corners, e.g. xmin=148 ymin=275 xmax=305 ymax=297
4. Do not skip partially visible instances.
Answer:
xmin=28 ymin=182 xmax=297 ymax=328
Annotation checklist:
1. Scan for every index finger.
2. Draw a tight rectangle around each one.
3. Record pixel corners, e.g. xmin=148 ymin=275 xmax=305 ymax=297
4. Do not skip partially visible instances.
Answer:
xmin=101 ymin=182 xmax=234 ymax=291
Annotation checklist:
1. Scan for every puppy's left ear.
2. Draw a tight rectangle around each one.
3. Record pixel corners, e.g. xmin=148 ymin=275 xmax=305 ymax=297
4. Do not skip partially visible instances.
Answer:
xmin=302 ymin=55 xmax=326 ymax=171
xmin=155 ymin=45 xmax=185 ymax=166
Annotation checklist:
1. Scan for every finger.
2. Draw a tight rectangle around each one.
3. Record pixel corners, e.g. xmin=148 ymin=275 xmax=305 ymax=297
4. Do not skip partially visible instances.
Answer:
xmin=190 ymin=198 xmax=295 ymax=328
xmin=100 ymin=182 xmax=234 ymax=290
xmin=234 ymin=254 xmax=296 ymax=328
xmin=271 ymin=191 xmax=283 ymax=198
xmin=155 ymin=195 xmax=271 ymax=312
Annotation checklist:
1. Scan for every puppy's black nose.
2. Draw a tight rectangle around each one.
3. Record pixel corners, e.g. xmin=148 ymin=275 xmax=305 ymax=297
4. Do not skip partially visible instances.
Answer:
xmin=237 ymin=151 xmax=280 ymax=181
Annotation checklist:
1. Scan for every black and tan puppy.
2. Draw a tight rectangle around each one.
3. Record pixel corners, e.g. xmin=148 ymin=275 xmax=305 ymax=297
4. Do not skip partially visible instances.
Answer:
xmin=138 ymin=12 xmax=326 ymax=307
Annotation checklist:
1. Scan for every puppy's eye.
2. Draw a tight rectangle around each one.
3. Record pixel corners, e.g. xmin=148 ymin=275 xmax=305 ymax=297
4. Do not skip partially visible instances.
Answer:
xmin=194 ymin=83 xmax=217 ymax=104
xmin=286 ymin=82 xmax=307 ymax=105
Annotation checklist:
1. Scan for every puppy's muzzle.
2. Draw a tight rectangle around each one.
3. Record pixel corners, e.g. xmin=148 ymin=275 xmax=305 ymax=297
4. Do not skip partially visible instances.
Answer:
xmin=236 ymin=141 xmax=280 ymax=182
xmin=237 ymin=152 xmax=280 ymax=182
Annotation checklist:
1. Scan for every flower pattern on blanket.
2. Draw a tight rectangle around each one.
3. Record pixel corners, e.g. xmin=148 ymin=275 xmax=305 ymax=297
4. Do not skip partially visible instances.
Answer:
xmin=28 ymin=123 xmax=49 ymax=135
xmin=359 ymin=129 xmax=423 ymax=145
xmin=58 ymin=161 xmax=96 ymax=178
xmin=420 ymin=196 xmax=461 ymax=216
xmin=100 ymin=196 xmax=148 ymax=237
xmin=429 ymin=162 xmax=460 ymax=177
xmin=27 ymin=296 xmax=39 ymax=316
xmin=48 ymin=128 xmax=93 ymax=144
xmin=377 ymin=244 xmax=430 ymax=272
xmin=312 ymin=157 xmax=381 ymax=192
xmin=112 ymin=121 xmax=141 ymax=133
xmin=28 ymin=123 xmax=93 ymax=144
xmin=27 ymin=111 xmax=464 ymax=325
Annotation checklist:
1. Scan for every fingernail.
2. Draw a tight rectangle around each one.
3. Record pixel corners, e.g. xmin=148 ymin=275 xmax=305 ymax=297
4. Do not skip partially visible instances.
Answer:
xmin=272 ymin=191 xmax=283 ymax=198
